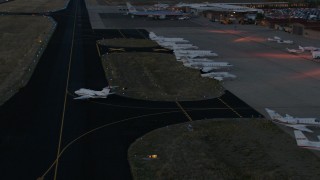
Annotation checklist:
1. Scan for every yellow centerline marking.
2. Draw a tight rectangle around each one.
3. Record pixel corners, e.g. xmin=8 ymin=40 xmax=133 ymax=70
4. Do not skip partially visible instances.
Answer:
xmin=135 ymin=29 xmax=147 ymax=39
xmin=218 ymin=98 xmax=242 ymax=118
xmin=53 ymin=0 xmax=79 ymax=179
xmin=118 ymin=29 xmax=126 ymax=38
xmin=175 ymin=101 xmax=193 ymax=121
xmin=96 ymin=43 xmax=101 ymax=57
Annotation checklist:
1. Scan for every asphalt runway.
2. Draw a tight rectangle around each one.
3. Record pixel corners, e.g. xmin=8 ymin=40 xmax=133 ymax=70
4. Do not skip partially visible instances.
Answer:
xmin=0 ymin=1 xmax=261 ymax=180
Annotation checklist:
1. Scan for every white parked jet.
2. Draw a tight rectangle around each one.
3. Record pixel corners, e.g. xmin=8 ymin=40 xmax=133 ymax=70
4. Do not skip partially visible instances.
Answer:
xmin=158 ymin=42 xmax=198 ymax=50
xmin=174 ymin=50 xmax=218 ymax=59
xmin=126 ymin=2 xmax=187 ymax=19
xmin=267 ymin=36 xmax=281 ymax=42
xmin=312 ymin=51 xmax=320 ymax=59
xmin=183 ymin=62 xmax=233 ymax=69
xmin=286 ymin=47 xmax=304 ymax=53
xmin=277 ymin=39 xmax=293 ymax=44
xmin=201 ymin=66 xmax=227 ymax=73
xmin=149 ymin=32 xmax=189 ymax=43
xmin=201 ymin=72 xmax=236 ymax=81
xmin=180 ymin=58 xmax=214 ymax=63
xmin=265 ymin=108 xmax=320 ymax=133
xmin=154 ymin=38 xmax=189 ymax=43
xmin=299 ymin=45 xmax=320 ymax=52
xmin=74 ymin=86 xmax=117 ymax=100
xmin=294 ymin=130 xmax=320 ymax=151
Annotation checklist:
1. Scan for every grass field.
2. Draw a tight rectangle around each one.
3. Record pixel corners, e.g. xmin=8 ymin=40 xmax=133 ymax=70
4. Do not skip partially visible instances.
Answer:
xmin=0 ymin=16 xmax=55 ymax=105
xmin=128 ymin=119 xmax=320 ymax=179
xmin=0 ymin=0 xmax=68 ymax=12
xmin=98 ymin=39 xmax=159 ymax=48
xmin=102 ymin=52 xmax=223 ymax=101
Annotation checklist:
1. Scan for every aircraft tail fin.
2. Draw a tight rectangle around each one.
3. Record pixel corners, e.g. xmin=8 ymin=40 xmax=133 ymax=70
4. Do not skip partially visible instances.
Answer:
xmin=149 ymin=32 xmax=157 ymax=39
xmin=126 ymin=2 xmax=137 ymax=13
xmin=294 ymin=130 xmax=309 ymax=146
xmin=265 ymin=108 xmax=282 ymax=119
xmin=298 ymin=45 xmax=304 ymax=51
xmin=274 ymin=36 xmax=281 ymax=40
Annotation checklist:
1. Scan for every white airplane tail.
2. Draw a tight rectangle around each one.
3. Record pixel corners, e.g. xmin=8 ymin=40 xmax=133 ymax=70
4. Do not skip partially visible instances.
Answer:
xmin=149 ymin=32 xmax=157 ymax=39
xmin=298 ymin=45 xmax=304 ymax=51
xmin=265 ymin=108 xmax=282 ymax=119
xmin=294 ymin=130 xmax=309 ymax=147
xmin=126 ymin=2 xmax=137 ymax=13
xmin=274 ymin=36 xmax=281 ymax=40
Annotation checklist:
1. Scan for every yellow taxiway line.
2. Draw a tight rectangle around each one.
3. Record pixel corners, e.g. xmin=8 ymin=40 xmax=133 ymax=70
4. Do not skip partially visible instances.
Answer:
xmin=53 ymin=0 xmax=79 ymax=179
xmin=175 ymin=101 xmax=193 ymax=121
xmin=218 ymin=98 xmax=242 ymax=118
xmin=118 ymin=29 xmax=126 ymax=38
xmin=96 ymin=43 xmax=101 ymax=57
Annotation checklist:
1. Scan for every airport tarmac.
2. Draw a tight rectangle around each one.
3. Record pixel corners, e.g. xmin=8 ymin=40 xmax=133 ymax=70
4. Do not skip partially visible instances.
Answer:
xmin=95 ymin=10 xmax=320 ymax=154
xmin=149 ymin=21 xmax=320 ymax=118
xmin=96 ymin=9 xmax=320 ymax=118
xmin=0 ymin=1 xmax=318 ymax=179
xmin=0 ymin=1 xmax=261 ymax=180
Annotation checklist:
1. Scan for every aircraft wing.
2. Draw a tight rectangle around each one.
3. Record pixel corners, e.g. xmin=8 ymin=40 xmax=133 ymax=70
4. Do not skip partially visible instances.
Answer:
xmin=287 ymin=124 xmax=313 ymax=133
xmin=213 ymin=77 xmax=224 ymax=81
xmin=74 ymin=95 xmax=93 ymax=100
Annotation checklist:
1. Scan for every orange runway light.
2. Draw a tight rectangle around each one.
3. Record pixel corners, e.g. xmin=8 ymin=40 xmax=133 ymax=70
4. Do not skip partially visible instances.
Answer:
xmin=147 ymin=155 xmax=158 ymax=159
xmin=234 ymin=36 xmax=265 ymax=43
xmin=291 ymin=69 xmax=320 ymax=79
xmin=252 ymin=52 xmax=301 ymax=59
xmin=206 ymin=29 xmax=245 ymax=35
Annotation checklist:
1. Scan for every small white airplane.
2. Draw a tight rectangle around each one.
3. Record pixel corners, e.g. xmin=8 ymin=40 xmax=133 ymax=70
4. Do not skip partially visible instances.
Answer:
xmin=299 ymin=45 xmax=320 ymax=52
xmin=183 ymin=62 xmax=233 ymax=69
xmin=267 ymin=36 xmax=281 ymax=42
xmin=201 ymin=72 xmax=236 ymax=81
xmin=154 ymin=37 xmax=189 ymax=43
xmin=286 ymin=47 xmax=304 ymax=53
xmin=201 ymin=67 xmax=227 ymax=73
xmin=149 ymin=32 xmax=189 ymax=43
xmin=294 ymin=130 xmax=320 ymax=151
xmin=265 ymin=108 xmax=320 ymax=133
xmin=312 ymin=51 xmax=320 ymax=59
xmin=158 ymin=42 xmax=198 ymax=50
xmin=74 ymin=86 xmax=117 ymax=100
xmin=277 ymin=39 xmax=293 ymax=44
xmin=180 ymin=57 xmax=214 ymax=62
xmin=153 ymin=3 xmax=169 ymax=9
xmin=174 ymin=50 xmax=218 ymax=59
xmin=126 ymin=2 xmax=188 ymax=19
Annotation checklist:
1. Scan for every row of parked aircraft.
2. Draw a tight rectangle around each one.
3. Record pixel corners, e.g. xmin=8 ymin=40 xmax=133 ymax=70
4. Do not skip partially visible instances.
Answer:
xmin=267 ymin=36 xmax=294 ymax=44
xmin=286 ymin=45 xmax=320 ymax=59
xmin=265 ymin=108 xmax=320 ymax=151
xmin=126 ymin=2 xmax=190 ymax=20
xmin=149 ymin=32 xmax=236 ymax=81
xmin=268 ymin=36 xmax=320 ymax=59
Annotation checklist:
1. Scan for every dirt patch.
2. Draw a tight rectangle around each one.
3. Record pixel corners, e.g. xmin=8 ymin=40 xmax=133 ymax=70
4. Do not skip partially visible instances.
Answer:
xmin=102 ymin=52 xmax=223 ymax=101
xmin=128 ymin=119 xmax=320 ymax=179
xmin=0 ymin=15 xmax=55 ymax=105
xmin=0 ymin=0 xmax=68 ymax=13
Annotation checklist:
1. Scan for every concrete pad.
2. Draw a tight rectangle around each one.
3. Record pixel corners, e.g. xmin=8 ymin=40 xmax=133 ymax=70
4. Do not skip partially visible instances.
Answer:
xmin=148 ymin=19 xmax=320 ymax=118
xmin=86 ymin=3 xmax=320 ymax=118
